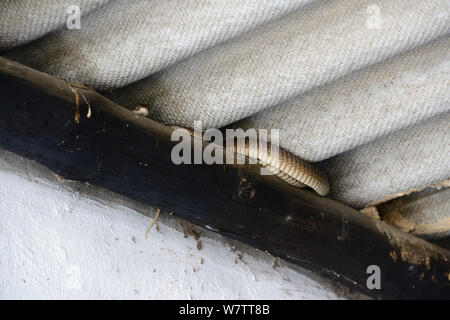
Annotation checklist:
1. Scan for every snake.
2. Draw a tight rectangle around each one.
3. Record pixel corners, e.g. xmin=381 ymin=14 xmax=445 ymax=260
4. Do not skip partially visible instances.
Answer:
xmin=168 ymin=125 xmax=330 ymax=196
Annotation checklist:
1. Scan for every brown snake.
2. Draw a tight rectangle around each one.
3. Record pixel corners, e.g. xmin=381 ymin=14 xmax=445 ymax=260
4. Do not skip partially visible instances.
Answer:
xmin=169 ymin=126 xmax=330 ymax=196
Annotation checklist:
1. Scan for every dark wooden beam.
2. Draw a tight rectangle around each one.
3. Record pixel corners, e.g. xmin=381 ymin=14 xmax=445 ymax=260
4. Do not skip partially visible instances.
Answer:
xmin=1 ymin=57 xmax=449 ymax=299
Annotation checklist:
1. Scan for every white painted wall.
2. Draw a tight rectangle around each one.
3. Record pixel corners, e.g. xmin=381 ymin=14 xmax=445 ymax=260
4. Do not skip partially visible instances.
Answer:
xmin=0 ymin=149 xmax=361 ymax=299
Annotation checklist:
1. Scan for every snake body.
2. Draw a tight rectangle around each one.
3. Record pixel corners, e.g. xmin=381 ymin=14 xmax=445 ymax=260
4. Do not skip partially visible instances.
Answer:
xmin=170 ymin=126 xmax=330 ymax=196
